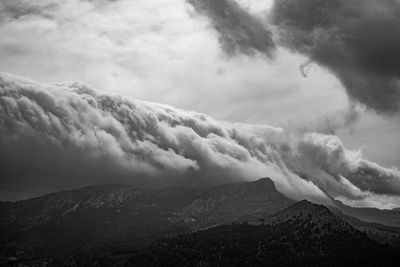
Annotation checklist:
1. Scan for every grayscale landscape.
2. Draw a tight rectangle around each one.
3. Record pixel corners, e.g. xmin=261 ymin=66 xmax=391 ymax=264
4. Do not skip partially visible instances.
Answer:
xmin=1 ymin=0 xmax=400 ymax=266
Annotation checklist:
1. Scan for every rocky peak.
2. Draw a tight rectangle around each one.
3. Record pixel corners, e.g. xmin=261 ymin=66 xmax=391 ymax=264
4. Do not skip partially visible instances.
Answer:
xmin=268 ymin=200 xmax=356 ymax=235
xmin=271 ymin=200 xmax=334 ymax=220
xmin=245 ymin=177 xmax=276 ymax=192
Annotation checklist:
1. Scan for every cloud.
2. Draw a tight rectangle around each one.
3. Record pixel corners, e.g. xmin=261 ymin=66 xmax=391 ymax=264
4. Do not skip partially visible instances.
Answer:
xmin=0 ymin=0 xmax=57 ymax=21
xmin=186 ymin=0 xmax=275 ymax=57
xmin=1 ymin=73 xmax=400 ymax=209
xmin=0 ymin=0 xmax=366 ymax=129
xmin=0 ymin=0 xmax=399 ymax=208
xmin=284 ymin=103 xmax=361 ymax=135
xmin=271 ymin=0 xmax=400 ymax=113
xmin=0 ymin=73 xmax=324 ymax=204
xmin=345 ymin=160 xmax=400 ymax=196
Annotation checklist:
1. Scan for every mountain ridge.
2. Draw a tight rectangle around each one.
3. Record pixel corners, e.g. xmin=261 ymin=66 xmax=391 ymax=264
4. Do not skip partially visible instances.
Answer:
xmin=1 ymin=178 xmax=400 ymax=265
xmin=74 ymin=200 xmax=399 ymax=267
xmin=0 ymin=177 xmax=293 ymax=262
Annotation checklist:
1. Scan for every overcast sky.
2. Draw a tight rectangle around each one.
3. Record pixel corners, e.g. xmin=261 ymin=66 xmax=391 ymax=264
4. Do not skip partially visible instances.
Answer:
xmin=1 ymin=0 xmax=400 ymax=207
xmin=1 ymin=0 xmax=399 ymax=168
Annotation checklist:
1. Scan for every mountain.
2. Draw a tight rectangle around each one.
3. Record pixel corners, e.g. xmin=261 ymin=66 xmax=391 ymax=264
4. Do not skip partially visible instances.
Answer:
xmin=329 ymin=207 xmax=400 ymax=246
xmin=72 ymin=201 xmax=399 ymax=267
xmin=2 ymin=178 xmax=400 ymax=266
xmin=333 ymin=199 xmax=400 ymax=228
xmin=268 ymin=200 xmax=353 ymax=228
xmin=179 ymin=178 xmax=293 ymax=225
xmin=276 ymin=201 xmax=400 ymax=246
xmin=0 ymin=178 xmax=293 ymax=263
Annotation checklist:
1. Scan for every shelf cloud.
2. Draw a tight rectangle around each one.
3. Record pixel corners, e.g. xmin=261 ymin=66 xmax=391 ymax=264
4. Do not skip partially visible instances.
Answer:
xmin=1 ymin=73 xmax=400 ymax=209
xmin=0 ymin=0 xmax=399 ymax=209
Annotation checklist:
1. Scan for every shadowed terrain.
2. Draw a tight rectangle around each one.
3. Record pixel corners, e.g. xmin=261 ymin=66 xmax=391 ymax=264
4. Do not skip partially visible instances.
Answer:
xmin=57 ymin=201 xmax=400 ymax=267
xmin=1 ymin=178 xmax=400 ymax=266
xmin=0 ymin=178 xmax=292 ymax=264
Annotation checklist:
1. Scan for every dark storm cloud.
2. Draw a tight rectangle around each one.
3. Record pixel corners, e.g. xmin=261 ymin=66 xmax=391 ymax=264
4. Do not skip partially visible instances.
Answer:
xmin=0 ymin=0 xmax=118 ymax=23
xmin=187 ymin=0 xmax=275 ymax=57
xmin=0 ymin=0 xmax=57 ymax=21
xmin=345 ymin=161 xmax=400 ymax=196
xmin=2 ymin=73 xmax=400 ymax=209
xmin=271 ymin=0 xmax=400 ymax=113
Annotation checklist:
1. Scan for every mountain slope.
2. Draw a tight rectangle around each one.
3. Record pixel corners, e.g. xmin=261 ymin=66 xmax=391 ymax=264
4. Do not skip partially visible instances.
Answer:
xmin=84 ymin=201 xmax=399 ymax=267
xmin=2 ymin=178 xmax=400 ymax=266
xmin=333 ymin=199 xmax=400 ymax=228
xmin=329 ymin=206 xmax=400 ymax=246
xmin=0 ymin=178 xmax=293 ymax=262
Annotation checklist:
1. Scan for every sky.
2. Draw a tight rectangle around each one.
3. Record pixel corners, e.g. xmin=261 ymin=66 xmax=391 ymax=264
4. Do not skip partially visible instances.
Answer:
xmin=1 ymin=0 xmax=400 ymax=208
